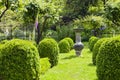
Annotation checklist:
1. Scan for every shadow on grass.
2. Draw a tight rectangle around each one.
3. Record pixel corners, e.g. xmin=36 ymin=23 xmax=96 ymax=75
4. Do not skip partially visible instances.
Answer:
xmin=62 ymin=55 xmax=77 ymax=60
xmin=87 ymin=50 xmax=92 ymax=53
xmin=88 ymin=63 xmax=96 ymax=66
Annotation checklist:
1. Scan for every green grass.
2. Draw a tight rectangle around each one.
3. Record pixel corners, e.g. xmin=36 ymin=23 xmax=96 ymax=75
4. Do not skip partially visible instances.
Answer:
xmin=40 ymin=42 xmax=97 ymax=80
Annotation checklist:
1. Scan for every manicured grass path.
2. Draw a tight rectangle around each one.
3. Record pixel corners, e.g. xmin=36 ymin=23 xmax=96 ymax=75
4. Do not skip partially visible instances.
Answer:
xmin=40 ymin=43 xmax=97 ymax=80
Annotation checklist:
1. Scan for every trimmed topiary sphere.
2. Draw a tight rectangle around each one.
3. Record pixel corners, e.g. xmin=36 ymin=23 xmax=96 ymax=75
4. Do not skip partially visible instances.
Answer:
xmin=92 ymin=38 xmax=108 ymax=65
xmin=64 ymin=37 xmax=74 ymax=50
xmin=89 ymin=36 xmax=99 ymax=51
xmin=38 ymin=38 xmax=59 ymax=67
xmin=96 ymin=38 xmax=120 ymax=80
xmin=0 ymin=39 xmax=40 ymax=80
xmin=58 ymin=39 xmax=70 ymax=53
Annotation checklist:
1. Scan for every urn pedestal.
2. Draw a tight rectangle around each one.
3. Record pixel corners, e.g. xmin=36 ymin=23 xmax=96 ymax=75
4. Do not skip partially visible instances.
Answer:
xmin=73 ymin=28 xmax=84 ymax=56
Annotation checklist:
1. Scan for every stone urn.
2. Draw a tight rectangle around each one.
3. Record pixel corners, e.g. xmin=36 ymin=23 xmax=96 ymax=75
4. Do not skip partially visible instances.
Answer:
xmin=73 ymin=28 xmax=84 ymax=56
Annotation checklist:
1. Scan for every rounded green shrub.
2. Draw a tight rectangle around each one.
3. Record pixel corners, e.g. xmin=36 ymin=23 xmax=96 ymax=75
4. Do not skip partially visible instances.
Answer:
xmin=40 ymin=58 xmax=51 ymax=74
xmin=96 ymin=38 xmax=120 ymax=80
xmin=0 ymin=39 xmax=40 ymax=80
xmin=27 ymin=40 xmax=37 ymax=47
xmin=38 ymin=38 xmax=59 ymax=67
xmin=58 ymin=39 xmax=70 ymax=53
xmin=89 ymin=36 xmax=99 ymax=51
xmin=64 ymin=37 xmax=74 ymax=50
xmin=92 ymin=38 xmax=108 ymax=65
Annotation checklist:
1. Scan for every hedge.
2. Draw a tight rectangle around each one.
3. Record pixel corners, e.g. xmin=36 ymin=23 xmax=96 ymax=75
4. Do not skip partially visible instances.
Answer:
xmin=92 ymin=38 xmax=108 ymax=65
xmin=64 ymin=37 xmax=74 ymax=50
xmin=38 ymin=38 xmax=59 ymax=67
xmin=0 ymin=39 xmax=40 ymax=80
xmin=89 ymin=36 xmax=99 ymax=51
xmin=96 ymin=38 xmax=120 ymax=80
xmin=58 ymin=39 xmax=70 ymax=53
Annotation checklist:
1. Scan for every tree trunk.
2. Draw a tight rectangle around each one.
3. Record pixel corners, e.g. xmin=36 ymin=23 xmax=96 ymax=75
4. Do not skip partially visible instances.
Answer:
xmin=36 ymin=24 xmax=40 ymax=44
xmin=0 ymin=0 xmax=9 ymax=21
xmin=0 ymin=8 xmax=8 ymax=21
xmin=37 ymin=17 xmax=48 ymax=43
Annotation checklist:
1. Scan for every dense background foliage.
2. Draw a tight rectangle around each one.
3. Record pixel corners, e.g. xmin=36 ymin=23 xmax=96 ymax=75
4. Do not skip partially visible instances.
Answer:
xmin=0 ymin=0 xmax=120 ymax=42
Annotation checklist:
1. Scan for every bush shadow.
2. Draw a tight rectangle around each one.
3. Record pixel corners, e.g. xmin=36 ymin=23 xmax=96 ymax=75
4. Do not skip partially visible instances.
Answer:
xmin=88 ymin=63 xmax=96 ymax=66
xmin=62 ymin=55 xmax=77 ymax=60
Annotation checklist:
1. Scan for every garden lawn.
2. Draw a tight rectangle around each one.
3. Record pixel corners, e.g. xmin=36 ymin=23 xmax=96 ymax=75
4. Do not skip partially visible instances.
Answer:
xmin=40 ymin=42 xmax=97 ymax=80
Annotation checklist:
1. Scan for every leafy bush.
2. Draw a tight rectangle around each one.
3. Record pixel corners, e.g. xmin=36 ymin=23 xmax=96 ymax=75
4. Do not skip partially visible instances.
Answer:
xmin=89 ymin=36 xmax=99 ymax=51
xmin=40 ymin=58 xmax=51 ymax=74
xmin=64 ymin=37 xmax=74 ymax=50
xmin=45 ymin=25 xmax=75 ymax=42
xmin=0 ymin=44 xmax=3 ymax=57
xmin=58 ymin=39 xmax=70 ymax=53
xmin=0 ymin=39 xmax=40 ymax=80
xmin=27 ymin=40 xmax=37 ymax=47
xmin=38 ymin=38 xmax=59 ymax=67
xmin=0 ymin=40 xmax=8 ymax=44
xmin=105 ymin=0 xmax=120 ymax=26
xmin=96 ymin=38 xmax=120 ymax=80
xmin=92 ymin=38 xmax=108 ymax=65
xmin=13 ymin=28 xmax=25 ymax=39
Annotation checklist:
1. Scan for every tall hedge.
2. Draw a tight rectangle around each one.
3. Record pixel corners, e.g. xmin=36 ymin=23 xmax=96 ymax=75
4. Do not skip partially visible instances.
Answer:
xmin=96 ymin=38 xmax=120 ymax=80
xmin=89 ymin=36 xmax=99 ymax=51
xmin=58 ymin=39 xmax=70 ymax=53
xmin=0 ymin=39 xmax=40 ymax=80
xmin=64 ymin=37 xmax=74 ymax=50
xmin=38 ymin=38 xmax=59 ymax=67
xmin=92 ymin=38 xmax=108 ymax=65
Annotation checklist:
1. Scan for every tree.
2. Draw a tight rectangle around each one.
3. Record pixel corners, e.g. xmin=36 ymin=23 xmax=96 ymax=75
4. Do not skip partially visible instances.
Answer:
xmin=105 ymin=0 xmax=120 ymax=26
xmin=23 ymin=0 xmax=65 ymax=43
xmin=0 ymin=0 xmax=20 ymax=21
xmin=73 ymin=15 xmax=107 ymax=37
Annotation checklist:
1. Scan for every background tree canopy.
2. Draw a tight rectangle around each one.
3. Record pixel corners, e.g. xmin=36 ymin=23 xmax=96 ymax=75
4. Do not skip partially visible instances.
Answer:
xmin=0 ymin=0 xmax=120 ymax=42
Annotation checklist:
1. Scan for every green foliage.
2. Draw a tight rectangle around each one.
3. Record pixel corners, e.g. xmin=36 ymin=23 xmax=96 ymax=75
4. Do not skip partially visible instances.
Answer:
xmin=72 ymin=15 xmax=107 ymax=37
xmin=0 ymin=0 xmax=19 ymax=10
xmin=88 ymin=6 xmax=104 ymax=15
xmin=57 ymin=25 xmax=75 ymax=41
xmin=0 ymin=40 xmax=8 ymax=44
xmin=96 ymin=38 xmax=120 ymax=80
xmin=13 ymin=28 xmax=25 ymax=39
xmin=64 ymin=37 xmax=74 ymax=50
xmin=92 ymin=38 xmax=108 ymax=65
xmin=81 ymin=15 xmax=105 ymax=29
xmin=44 ymin=24 xmax=75 ymax=42
xmin=38 ymin=38 xmax=59 ymax=67
xmin=0 ymin=44 xmax=3 ymax=57
xmin=40 ymin=58 xmax=51 ymax=74
xmin=25 ymin=40 xmax=37 ymax=47
xmin=105 ymin=0 xmax=120 ymax=26
xmin=0 ymin=39 xmax=40 ymax=80
xmin=62 ymin=0 xmax=101 ymax=19
xmin=23 ymin=2 xmax=40 ymax=23
xmin=58 ymin=39 xmax=70 ymax=53
xmin=89 ymin=36 xmax=99 ymax=51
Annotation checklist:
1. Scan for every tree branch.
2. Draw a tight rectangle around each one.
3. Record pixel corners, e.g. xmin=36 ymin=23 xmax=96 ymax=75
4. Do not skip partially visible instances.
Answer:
xmin=0 ymin=8 xmax=8 ymax=20
xmin=0 ymin=0 xmax=9 ymax=21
